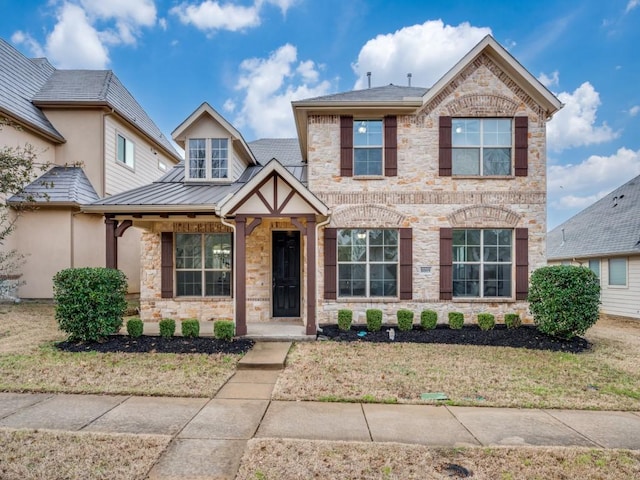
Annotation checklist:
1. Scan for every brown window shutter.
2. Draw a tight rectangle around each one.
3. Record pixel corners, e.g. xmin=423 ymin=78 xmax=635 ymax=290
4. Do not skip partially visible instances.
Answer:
xmin=514 ymin=116 xmax=528 ymax=176
xmin=515 ymin=228 xmax=529 ymax=300
xmin=161 ymin=232 xmax=173 ymax=298
xmin=384 ymin=115 xmax=397 ymax=177
xmin=399 ymin=228 xmax=412 ymax=299
xmin=439 ymin=116 xmax=452 ymax=176
xmin=340 ymin=116 xmax=353 ymax=177
xmin=324 ymin=228 xmax=337 ymax=299
xmin=440 ymin=228 xmax=453 ymax=300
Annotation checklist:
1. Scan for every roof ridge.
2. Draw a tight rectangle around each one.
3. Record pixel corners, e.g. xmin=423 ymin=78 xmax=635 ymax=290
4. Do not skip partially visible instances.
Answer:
xmin=100 ymin=70 xmax=114 ymax=101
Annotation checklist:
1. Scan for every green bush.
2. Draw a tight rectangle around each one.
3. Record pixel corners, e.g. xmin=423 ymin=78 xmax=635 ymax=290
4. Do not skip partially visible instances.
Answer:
xmin=182 ymin=318 xmax=200 ymax=338
xmin=337 ymin=309 xmax=353 ymax=331
xmin=214 ymin=320 xmax=234 ymax=341
xmin=504 ymin=313 xmax=522 ymax=329
xmin=53 ymin=267 xmax=128 ymax=341
xmin=448 ymin=312 xmax=464 ymax=330
xmin=126 ymin=318 xmax=143 ymax=338
xmin=396 ymin=309 xmax=414 ymax=331
xmin=477 ymin=313 xmax=495 ymax=331
xmin=366 ymin=309 xmax=383 ymax=332
xmin=159 ymin=318 xmax=176 ymax=338
xmin=420 ymin=310 xmax=438 ymax=330
xmin=528 ymin=265 xmax=600 ymax=339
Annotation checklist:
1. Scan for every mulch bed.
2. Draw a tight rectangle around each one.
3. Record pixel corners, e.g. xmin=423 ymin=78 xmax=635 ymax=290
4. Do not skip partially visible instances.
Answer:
xmin=56 ymin=336 xmax=254 ymax=355
xmin=318 ymin=324 xmax=592 ymax=353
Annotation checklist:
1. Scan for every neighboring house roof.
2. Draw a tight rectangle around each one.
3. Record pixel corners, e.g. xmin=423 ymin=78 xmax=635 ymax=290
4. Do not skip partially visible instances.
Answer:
xmin=547 ymin=174 xmax=640 ymax=260
xmin=8 ymin=166 xmax=99 ymax=205
xmin=0 ymin=38 xmax=63 ymax=142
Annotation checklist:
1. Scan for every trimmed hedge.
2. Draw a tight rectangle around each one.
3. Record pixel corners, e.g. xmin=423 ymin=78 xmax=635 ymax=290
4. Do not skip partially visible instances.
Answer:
xmin=397 ymin=309 xmax=414 ymax=331
xmin=420 ymin=310 xmax=438 ymax=330
xmin=214 ymin=320 xmax=234 ymax=341
xmin=181 ymin=319 xmax=200 ymax=338
xmin=477 ymin=313 xmax=495 ymax=331
xmin=504 ymin=313 xmax=522 ymax=329
xmin=448 ymin=312 xmax=464 ymax=330
xmin=528 ymin=265 xmax=600 ymax=339
xmin=366 ymin=309 xmax=383 ymax=332
xmin=53 ymin=267 xmax=127 ymax=341
xmin=159 ymin=318 xmax=176 ymax=338
xmin=126 ymin=318 xmax=143 ymax=338
xmin=338 ymin=309 xmax=353 ymax=331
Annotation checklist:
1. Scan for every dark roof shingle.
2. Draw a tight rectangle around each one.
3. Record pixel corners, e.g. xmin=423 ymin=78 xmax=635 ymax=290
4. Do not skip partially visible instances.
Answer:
xmin=8 ymin=166 xmax=99 ymax=205
xmin=298 ymin=84 xmax=428 ymax=103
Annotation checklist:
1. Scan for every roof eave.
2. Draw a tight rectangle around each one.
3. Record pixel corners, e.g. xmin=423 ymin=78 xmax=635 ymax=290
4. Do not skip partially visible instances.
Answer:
xmin=0 ymin=108 xmax=66 ymax=143
xmin=81 ymin=204 xmax=219 ymax=215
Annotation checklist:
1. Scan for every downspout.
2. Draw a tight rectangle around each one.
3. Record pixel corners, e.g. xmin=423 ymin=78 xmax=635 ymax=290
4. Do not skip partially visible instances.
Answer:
xmin=220 ymin=216 xmax=237 ymax=325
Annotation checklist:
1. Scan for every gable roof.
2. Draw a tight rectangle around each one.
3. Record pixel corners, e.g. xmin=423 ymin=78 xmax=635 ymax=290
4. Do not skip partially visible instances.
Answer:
xmin=301 ymin=85 xmax=428 ymax=103
xmin=547 ymin=174 xmax=640 ymax=260
xmin=8 ymin=166 xmax=99 ymax=206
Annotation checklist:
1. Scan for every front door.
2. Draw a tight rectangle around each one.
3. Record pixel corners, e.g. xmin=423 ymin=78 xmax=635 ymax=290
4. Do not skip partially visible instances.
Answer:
xmin=272 ymin=230 xmax=300 ymax=317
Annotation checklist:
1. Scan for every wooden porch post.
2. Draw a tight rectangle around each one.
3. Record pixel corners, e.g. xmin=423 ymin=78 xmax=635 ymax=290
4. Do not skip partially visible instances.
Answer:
xmin=235 ymin=217 xmax=247 ymax=336
xmin=105 ymin=217 xmax=118 ymax=269
xmin=306 ymin=217 xmax=317 ymax=335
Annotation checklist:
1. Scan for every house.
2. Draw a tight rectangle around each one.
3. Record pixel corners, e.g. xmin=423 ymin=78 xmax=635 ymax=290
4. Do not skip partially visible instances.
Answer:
xmin=547 ymin=174 xmax=640 ymax=321
xmin=0 ymin=38 xmax=182 ymax=298
xmin=83 ymin=35 xmax=562 ymax=335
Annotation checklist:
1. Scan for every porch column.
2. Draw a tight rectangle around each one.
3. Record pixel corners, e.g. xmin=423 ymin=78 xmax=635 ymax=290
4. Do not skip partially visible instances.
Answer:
xmin=306 ymin=217 xmax=317 ymax=335
xmin=235 ymin=217 xmax=247 ymax=336
xmin=105 ymin=217 xmax=118 ymax=268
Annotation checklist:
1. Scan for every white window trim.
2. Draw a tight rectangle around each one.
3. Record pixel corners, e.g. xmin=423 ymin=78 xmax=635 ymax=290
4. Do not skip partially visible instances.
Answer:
xmin=116 ymin=132 xmax=135 ymax=170
xmin=452 ymin=118 xmax=512 ymax=177
xmin=185 ymin=137 xmax=231 ymax=182
xmin=353 ymin=119 xmax=384 ymax=177
xmin=607 ymin=257 xmax=628 ymax=288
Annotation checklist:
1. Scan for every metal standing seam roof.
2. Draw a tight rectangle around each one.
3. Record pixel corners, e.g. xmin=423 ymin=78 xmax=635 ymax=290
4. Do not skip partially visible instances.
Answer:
xmin=547 ymin=174 xmax=640 ymax=259
xmin=8 ymin=166 xmax=99 ymax=205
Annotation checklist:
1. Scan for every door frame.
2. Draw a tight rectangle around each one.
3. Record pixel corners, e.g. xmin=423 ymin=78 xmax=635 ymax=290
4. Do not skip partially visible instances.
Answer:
xmin=271 ymin=229 xmax=302 ymax=318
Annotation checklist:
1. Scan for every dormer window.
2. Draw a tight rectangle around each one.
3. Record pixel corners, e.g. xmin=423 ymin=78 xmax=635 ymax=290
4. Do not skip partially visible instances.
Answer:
xmin=188 ymin=138 xmax=229 ymax=180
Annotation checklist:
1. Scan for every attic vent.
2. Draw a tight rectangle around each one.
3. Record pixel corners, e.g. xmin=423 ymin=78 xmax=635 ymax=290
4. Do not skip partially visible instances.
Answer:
xmin=367 ymin=72 xmax=371 ymax=89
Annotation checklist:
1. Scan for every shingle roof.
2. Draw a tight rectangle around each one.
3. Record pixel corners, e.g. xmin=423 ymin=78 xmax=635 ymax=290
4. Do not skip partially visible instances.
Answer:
xmin=248 ymin=138 xmax=302 ymax=166
xmin=547 ymin=174 xmax=640 ymax=259
xmin=8 ymin=166 xmax=99 ymax=205
xmin=0 ymin=39 xmax=63 ymax=141
xmin=299 ymin=84 xmax=428 ymax=103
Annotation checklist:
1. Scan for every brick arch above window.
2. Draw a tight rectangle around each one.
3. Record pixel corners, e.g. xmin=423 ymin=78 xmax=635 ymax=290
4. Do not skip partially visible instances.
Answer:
xmin=447 ymin=205 xmax=522 ymax=228
xmin=441 ymin=93 xmax=520 ymax=117
xmin=330 ymin=204 xmax=408 ymax=228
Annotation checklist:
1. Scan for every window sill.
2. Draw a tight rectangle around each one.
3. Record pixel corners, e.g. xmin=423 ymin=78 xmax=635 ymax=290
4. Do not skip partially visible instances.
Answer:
xmin=184 ymin=178 xmax=232 ymax=184
xmin=451 ymin=175 xmax=515 ymax=180
xmin=451 ymin=297 xmax=517 ymax=303
xmin=170 ymin=296 xmax=233 ymax=301
xmin=352 ymin=175 xmax=386 ymax=181
xmin=336 ymin=297 xmax=400 ymax=303
xmin=115 ymin=160 xmax=135 ymax=172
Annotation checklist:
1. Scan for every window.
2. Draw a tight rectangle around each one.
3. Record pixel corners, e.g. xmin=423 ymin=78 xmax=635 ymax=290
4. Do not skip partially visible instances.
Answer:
xmin=175 ymin=233 xmax=232 ymax=296
xmin=188 ymin=138 xmax=228 ymax=179
xmin=453 ymin=229 xmax=512 ymax=297
xmin=588 ymin=259 xmax=600 ymax=279
xmin=158 ymin=160 xmax=167 ymax=172
xmin=608 ymin=258 xmax=627 ymax=286
xmin=337 ymin=229 xmax=398 ymax=297
xmin=452 ymin=118 xmax=511 ymax=176
xmin=117 ymin=134 xmax=135 ymax=168
xmin=353 ymin=120 xmax=383 ymax=176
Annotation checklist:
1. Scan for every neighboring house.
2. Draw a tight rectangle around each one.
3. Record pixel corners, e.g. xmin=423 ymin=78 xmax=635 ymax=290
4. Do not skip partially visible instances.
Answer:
xmin=0 ymin=38 xmax=182 ymax=298
xmin=547 ymin=174 xmax=640 ymax=321
xmin=84 ymin=36 xmax=562 ymax=335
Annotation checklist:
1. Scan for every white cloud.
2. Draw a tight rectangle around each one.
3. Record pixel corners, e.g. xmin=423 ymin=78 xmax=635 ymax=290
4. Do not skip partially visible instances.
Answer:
xmin=260 ymin=0 xmax=298 ymax=14
xmin=629 ymin=105 xmax=640 ymax=116
xmin=351 ymin=20 xmax=491 ymax=89
xmin=79 ymin=0 xmax=157 ymax=46
xmin=223 ymin=98 xmax=236 ymax=112
xmin=538 ymin=70 xmax=559 ymax=88
xmin=230 ymin=44 xmax=332 ymax=138
xmin=170 ymin=1 xmax=261 ymax=32
xmin=11 ymin=31 xmax=45 ymax=57
xmin=546 ymin=82 xmax=618 ymax=152
xmin=158 ymin=18 xmax=168 ymax=31
xmin=625 ymin=0 xmax=640 ymax=13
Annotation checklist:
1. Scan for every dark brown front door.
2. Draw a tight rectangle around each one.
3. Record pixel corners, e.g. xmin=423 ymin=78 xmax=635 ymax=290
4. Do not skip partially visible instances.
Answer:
xmin=272 ymin=230 xmax=300 ymax=317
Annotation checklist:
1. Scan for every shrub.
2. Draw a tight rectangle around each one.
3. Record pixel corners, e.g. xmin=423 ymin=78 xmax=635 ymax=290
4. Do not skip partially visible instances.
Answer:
xmin=448 ymin=312 xmax=464 ymax=330
xmin=337 ymin=309 xmax=353 ymax=331
xmin=504 ymin=313 xmax=522 ymax=329
xmin=477 ymin=313 xmax=495 ymax=331
xmin=396 ymin=309 xmax=414 ymax=331
xmin=420 ymin=310 xmax=438 ymax=330
xmin=126 ymin=318 xmax=143 ymax=338
xmin=53 ymin=267 xmax=127 ymax=341
xmin=528 ymin=265 xmax=600 ymax=339
xmin=159 ymin=318 xmax=176 ymax=338
xmin=214 ymin=320 xmax=235 ymax=341
xmin=366 ymin=309 xmax=383 ymax=332
xmin=182 ymin=318 xmax=200 ymax=338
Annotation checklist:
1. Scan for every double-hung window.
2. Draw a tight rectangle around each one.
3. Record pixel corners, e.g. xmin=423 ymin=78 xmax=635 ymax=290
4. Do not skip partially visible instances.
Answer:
xmin=452 ymin=118 xmax=511 ymax=175
xmin=116 ymin=133 xmax=135 ymax=168
xmin=337 ymin=229 xmax=398 ymax=297
xmin=588 ymin=259 xmax=600 ymax=279
xmin=175 ymin=233 xmax=232 ymax=296
xmin=453 ymin=229 xmax=512 ymax=297
xmin=188 ymin=138 xmax=229 ymax=179
xmin=353 ymin=120 xmax=383 ymax=176
xmin=608 ymin=258 xmax=627 ymax=286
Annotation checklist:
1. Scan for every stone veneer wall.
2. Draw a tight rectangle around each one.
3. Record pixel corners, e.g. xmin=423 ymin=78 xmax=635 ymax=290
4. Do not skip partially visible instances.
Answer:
xmin=308 ymin=57 xmax=548 ymax=326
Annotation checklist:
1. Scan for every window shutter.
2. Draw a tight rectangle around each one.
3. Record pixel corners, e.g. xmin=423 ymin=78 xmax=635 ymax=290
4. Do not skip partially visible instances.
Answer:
xmin=399 ymin=228 xmax=412 ymax=299
xmin=384 ymin=115 xmax=397 ymax=177
xmin=439 ymin=228 xmax=453 ymax=300
xmin=161 ymin=232 xmax=173 ymax=298
xmin=439 ymin=116 xmax=452 ymax=176
xmin=324 ymin=228 xmax=337 ymax=299
xmin=340 ymin=116 xmax=353 ymax=177
xmin=514 ymin=116 xmax=528 ymax=176
xmin=515 ymin=228 xmax=529 ymax=300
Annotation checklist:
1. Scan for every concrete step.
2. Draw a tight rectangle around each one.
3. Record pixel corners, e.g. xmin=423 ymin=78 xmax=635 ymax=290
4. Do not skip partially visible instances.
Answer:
xmin=237 ymin=341 xmax=291 ymax=370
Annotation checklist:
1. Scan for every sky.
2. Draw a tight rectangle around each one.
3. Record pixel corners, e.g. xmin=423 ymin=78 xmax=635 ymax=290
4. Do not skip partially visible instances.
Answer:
xmin=1 ymin=0 xmax=639 ymax=230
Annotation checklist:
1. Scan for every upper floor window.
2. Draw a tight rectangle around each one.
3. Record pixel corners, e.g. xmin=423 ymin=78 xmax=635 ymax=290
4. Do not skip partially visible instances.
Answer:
xmin=188 ymin=138 xmax=229 ymax=180
xmin=117 ymin=133 xmax=135 ymax=169
xmin=452 ymin=118 xmax=511 ymax=176
xmin=353 ymin=120 xmax=383 ymax=176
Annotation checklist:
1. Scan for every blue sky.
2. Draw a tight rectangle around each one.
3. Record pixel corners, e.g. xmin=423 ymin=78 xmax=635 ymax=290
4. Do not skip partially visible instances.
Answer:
xmin=1 ymin=0 xmax=639 ymax=229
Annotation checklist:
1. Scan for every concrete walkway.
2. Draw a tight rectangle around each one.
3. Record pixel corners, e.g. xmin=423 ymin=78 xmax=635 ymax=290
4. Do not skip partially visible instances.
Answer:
xmin=1 ymin=341 xmax=639 ymax=479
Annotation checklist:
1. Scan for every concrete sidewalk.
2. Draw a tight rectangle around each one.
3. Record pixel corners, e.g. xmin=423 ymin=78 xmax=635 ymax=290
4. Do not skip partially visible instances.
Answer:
xmin=1 ymin=341 xmax=639 ymax=479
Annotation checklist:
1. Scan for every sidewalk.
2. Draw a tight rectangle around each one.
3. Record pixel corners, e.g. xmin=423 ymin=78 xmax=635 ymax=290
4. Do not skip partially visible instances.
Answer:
xmin=1 ymin=342 xmax=639 ymax=479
